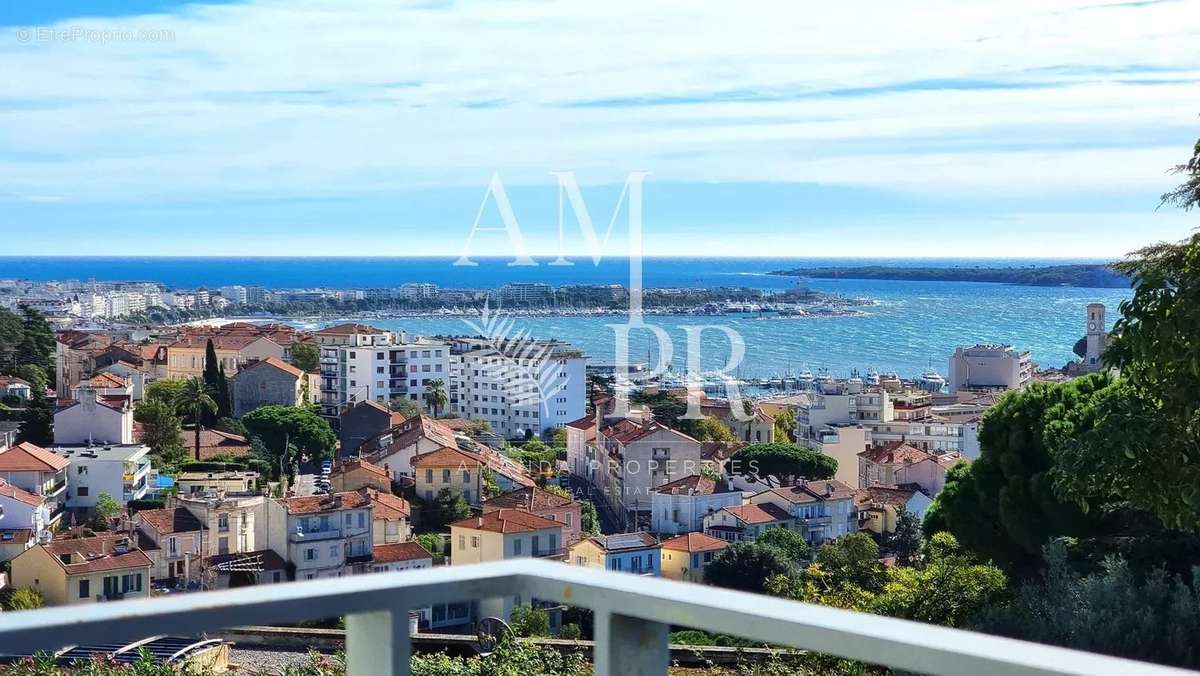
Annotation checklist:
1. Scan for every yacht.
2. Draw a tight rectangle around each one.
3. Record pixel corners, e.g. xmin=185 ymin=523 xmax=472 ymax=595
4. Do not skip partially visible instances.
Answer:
xmin=919 ymin=367 xmax=946 ymax=392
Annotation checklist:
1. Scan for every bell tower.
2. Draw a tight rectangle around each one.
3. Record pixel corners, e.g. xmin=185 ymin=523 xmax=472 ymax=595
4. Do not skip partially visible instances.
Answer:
xmin=1085 ymin=303 xmax=1106 ymax=367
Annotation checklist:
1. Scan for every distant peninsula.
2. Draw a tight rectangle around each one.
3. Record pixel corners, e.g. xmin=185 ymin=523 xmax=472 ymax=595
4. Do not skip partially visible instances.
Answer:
xmin=770 ymin=263 xmax=1129 ymax=288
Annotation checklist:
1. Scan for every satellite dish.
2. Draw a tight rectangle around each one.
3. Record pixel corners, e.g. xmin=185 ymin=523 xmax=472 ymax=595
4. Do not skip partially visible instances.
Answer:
xmin=476 ymin=616 xmax=512 ymax=654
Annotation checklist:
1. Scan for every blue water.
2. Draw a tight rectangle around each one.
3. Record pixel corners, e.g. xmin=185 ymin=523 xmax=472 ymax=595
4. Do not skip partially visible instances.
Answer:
xmin=1 ymin=256 xmax=1128 ymax=379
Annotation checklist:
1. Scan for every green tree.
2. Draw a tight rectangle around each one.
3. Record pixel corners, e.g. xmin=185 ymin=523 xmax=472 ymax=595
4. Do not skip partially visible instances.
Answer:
xmin=242 ymin=404 xmax=337 ymax=465
xmin=929 ymin=376 xmax=1110 ymax=574
xmin=9 ymin=364 xmax=47 ymax=397
xmin=704 ymin=542 xmax=795 ymax=593
xmin=145 ymin=379 xmax=188 ymax=413
xmin=578 ymin=498 xmax=601 ymax=536
xmin=134 ymin=399 xmax=184 ymax=455
xmin=92 ymin=492 xmax=123 ymax=530
xmin=17 ymin=393 xmax=53 ymax=445
xmin=695 ymin=416 xmax=736 ymax=442
xmin=414 ymin=533 xmax=446 ymax=563
xmin=0 ymin=309 xmax=23 ymax=372
xmin=3 ymin=587 xmax=44 ymax=611
xmin=729 ymin=443 xmax=837 ymax=484
xmin=16 ymin=306 xmax=55 ymax=373
xmin=871 ymin=537 xmax=1007 ymax=628
xmin=201 ymin=339 xmax=224 ymax=424
xmin=290 ymin=341 xmax=320 ymax=373
xmin=418 ymin=488 xmax=472 ymax=532
xmin=773 ymin=408 xmax=797 ymax=443
xmin=389 ymin=397 xmax=424 ymax=419
xmin=176 ymin=376 xmax=218 ymax=461
xmin=216 ymin=416 xmax=248 ymax=437
xmin=813 ymin=533 xmax=886 ymax=593
xmin=756 ymin=527 xmax=810 ymax=564
xmin=509 ymin=605 xmax=550 ymax=637
xmin=887 ymin=505 xmax=924 ymax=566
xmin=550 ymin=426 xmax=568 ymax=448
xmin=1049 ymin=229 xmax=1200 ymax=530
xmin=424 ymin=379 xmax=448 ymax=417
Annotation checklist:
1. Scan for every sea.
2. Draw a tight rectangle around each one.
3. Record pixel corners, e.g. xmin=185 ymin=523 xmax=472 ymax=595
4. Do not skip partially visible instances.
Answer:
xmin=0 ymin=256 xmax=1130 ymax=380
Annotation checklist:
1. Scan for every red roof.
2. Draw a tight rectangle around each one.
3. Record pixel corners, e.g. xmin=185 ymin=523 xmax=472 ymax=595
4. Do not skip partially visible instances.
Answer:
xmin=373 ymin=542 xmax=434 ymax=564
xmin=721 ymin=503 xmax=791 ymax=525
xmin=654 ymin=474 xmax=722 ymax=496
xmin=450 ymin=508 xmax=561 ymax=534
xmin=361 ymin=488 xmax=410 ymax=520
xmin=136 ymin=507 xmax=206 ymax=534
xmin=41 ymin=535 xmax=153 ymax=574
xmin=278 ymin=491 xmax=371 ymax=515
xmin=0 ymin=479 xmax=44 ymax=507
xmin=243 ymin=356 xmax=305 ymax=379
xmin=412 ymin=446 xmax=483 ymax=469
xmin=483 ymin=486 xmax=574 ymax=512
xmin=660 ymin=532 xmax=729 ymax=554
xmin=89 ymin=372 xmax=128 ymax=389
xmin=0 ymin=442 xmax=70 ymax=472
xmin=315 ymin=323 xmax=384 ymax=335
xmin=859 ymin=441 xmax=932 ymax=465
xmin=335 ymin=459 xmax=390 ymax=479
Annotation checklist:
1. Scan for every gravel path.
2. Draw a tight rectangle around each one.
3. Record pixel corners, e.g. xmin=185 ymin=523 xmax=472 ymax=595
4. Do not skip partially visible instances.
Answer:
xmin=228 ymin=648 xmax=326 ymax=673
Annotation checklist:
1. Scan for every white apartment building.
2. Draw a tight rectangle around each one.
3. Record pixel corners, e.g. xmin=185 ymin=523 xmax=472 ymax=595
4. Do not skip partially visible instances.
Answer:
xmin=948 ymin=344 xmax=1034 ymax=393
xmin=650 ymin=475 xmax=744 ymax=536
xmin=319 ymin=334 xmax=450 ymax=417
xmin=268 ymin=492 xmax=374 ymax=579
xmin=794 ymin=387 xmax=893 ymax=441
xmin=748 ymin=480 xmax=858 ymax=546
xmin=48 ymin=444 xmax=152 ymax=508
xmin=451 ymin=338 xmax=585 ymax=439
xmin=54 ymin=387 xmax=134 ymax=446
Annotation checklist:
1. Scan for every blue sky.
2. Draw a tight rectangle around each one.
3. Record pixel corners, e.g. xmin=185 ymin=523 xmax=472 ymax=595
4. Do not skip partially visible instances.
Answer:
xmin=1 ymin=0 xmax=1198 ymax=257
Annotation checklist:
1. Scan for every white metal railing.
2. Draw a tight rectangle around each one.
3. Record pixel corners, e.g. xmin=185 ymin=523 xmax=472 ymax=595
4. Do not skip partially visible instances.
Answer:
xmin=0 ymin=559 xmax=1192 ymax=676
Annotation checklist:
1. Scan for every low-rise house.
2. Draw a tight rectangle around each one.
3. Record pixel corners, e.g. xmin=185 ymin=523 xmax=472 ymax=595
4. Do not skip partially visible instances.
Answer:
xmin=0 ymin=479 xmax=53 ymax=549
xmin=747 ymin=480 xmax=857 ymax=545
xmin=650 ymin=474 xmax=743 ymax=536
xmin=858 ymin=442 xmax=933 ymax=488
xmin=700 ymin=398 xmax=775 ymax=444
xmin=362 ymin=488 xmax=411 ymax=544
xmin=0 ymin=442 xmax=68 ymax=528
xmin=189 ymin=429 xmax=253 ymax=461
xmin=176 ymin=470 xmax=258 ymax=496
xmin=134 ymin=507 xmax=206 ymax=582
xmin=482 ymin=486 xmax=582 ymax=544
xmin=412 ymin=446 xmax=483 ymax=506
xmin=49 ymin=444 xmax=152 ymax=508
xmin=854 ymin=486 xmax=934 ymax=537
xmin=338 ymin=400 xmax=405 ymax=458
xmin=171 ymin=490 xmax=268 ymax=557
xmin=564 ymin=415 xmax=598 ymax=484
xmin=11 ymin=533 xmax=152 ymax=605
xmin=0 ymin=528 xmax=35 ymax=563
xmin=231 ymin=357 xmax=317 ymax=417
xmin=166 ymin=334 xmax=285 ymax=380
xmin=0 ymin=376 xmax=32 ymax=401
xmin=449 ymin=509 xmax=565 ymax=624
xmin=206 ymin=548 xmax=288 ymax=587
xmin=893 ymin=451 xmax=967 ymax=497
xmin=331 ymin=459 xmax=392 ymax=493
xmin=370 ymin=542 xmax=433 ymax=573
xmin=77 ymin=372 xmax=134 ymax=400
xmin=362 ymin=415 xmax=460 ymax=478
xmin=268 ymin=492 xmax=373 ymax=580
xmin=659 ymin=532 xmax=728 ymax=584
xmin=597 ymin=414 xmax=706 ymax=520
xmin=703 ymin=503 xmax=792 ymax=543
xmin=568 ymin=532 xmax=661 ymax=575
xmin=54 ymin=387 xmax=134 ymax=445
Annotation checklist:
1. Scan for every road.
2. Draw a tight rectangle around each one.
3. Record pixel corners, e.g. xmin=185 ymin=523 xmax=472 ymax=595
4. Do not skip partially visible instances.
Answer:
xmin=566 ymin=475 xmax=623 ymax=534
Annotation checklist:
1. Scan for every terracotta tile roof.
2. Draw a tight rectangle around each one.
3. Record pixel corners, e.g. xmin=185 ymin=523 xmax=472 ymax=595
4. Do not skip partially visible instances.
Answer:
xmin=602 ymin=418 xmax=697 ymax=444
xmin=565 ymin=416 xmax=595 ymax=431
xmin=0 ymin=479 xmax=44 ymax=507
xmin=314 ymin=323 xmax=384 ymax=335
xmin=483 ymin=486 xmax=574 ymax=512
xmin=660 ymin=532 xmax=729 ymax=554
xmin=241 ymin=356 xmax=305 ymax=379
xmin=361 ymin=488 xmax=410 ymax=520
xmin=439 ymin=418 xmax=475 ymax=431
xmin=0 ymin=442 xmax=70 ymax=472
xmin=41 ymin=534 xmax=153 ymax=574
xmin=854 ymin=486 xmax=918 ymax=508
xmin=335 ymin=459 xmax=390 ymax=479
xmin=137 ymin=507 xmax=206 ymax=535
xmin=654 ymin=474 xmax=720 ymax=496
xmin=89 ymin=372 xmax=128 ymax=389
xmin=207 ymin=548 xmax=287 ymax=571
xmin=0 ymin=528 xmax=33 ymax=545
xmin=721 ymin=503 xmax=791 ymax=525
xmin=449 ymin=508 xmax=560 ymax=534
xmin=169 ymin=335 xmax=265 ymax=351
xmin=934 ymin=452 xmax=968 ymax=469
xmin=365 ymin=415 xmax=461 ymax=458
xmin=858 ymin=441 xmax=932 ymax=465
xmin=373 ymin=542 xmax=434 ymax=564
xmin=412 ymin=446 xmax=483 ymax=469
xmin=0 ymin=376 xmax=31 ymax=388
xmin=278 ymin=490 xmax=371 ymax=515
xmin=763 ymin=480 xmax=855 ymax=504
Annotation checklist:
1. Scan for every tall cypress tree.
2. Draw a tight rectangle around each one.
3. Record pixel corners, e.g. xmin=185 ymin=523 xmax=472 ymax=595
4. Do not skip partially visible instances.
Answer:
xmin=216 ymin=363 xmax=232 ymax=419
xmin=202 ymin=339 xmax=223 ymax=426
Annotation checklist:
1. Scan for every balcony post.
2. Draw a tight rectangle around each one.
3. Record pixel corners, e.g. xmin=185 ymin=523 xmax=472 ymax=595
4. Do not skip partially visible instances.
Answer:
xmin=345 ymin=608 xmax=411 ymax=676
xmin=593 ymin=610 xmax=667 ymax=676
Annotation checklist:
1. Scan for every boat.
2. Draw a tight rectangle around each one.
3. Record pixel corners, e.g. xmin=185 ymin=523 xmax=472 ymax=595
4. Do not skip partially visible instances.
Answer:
xmin=918 ymin=366 xmax=946 ymax=392
xmin=865 ymin=367 xmax=880 ymax=386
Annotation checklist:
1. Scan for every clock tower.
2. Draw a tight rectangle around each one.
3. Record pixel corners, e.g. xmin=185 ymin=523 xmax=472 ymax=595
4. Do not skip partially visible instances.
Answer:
xmin=1085 ymin=303 xmax=1107 ymax=368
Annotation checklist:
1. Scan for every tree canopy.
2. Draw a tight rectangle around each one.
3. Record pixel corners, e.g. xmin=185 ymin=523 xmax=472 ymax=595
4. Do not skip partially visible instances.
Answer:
xmin=755 ymin=527 xmax=811 ymax=564
xmin=729 ymin=443 xmax=837 ymax=484
xmin=243 ymin=404 xmax=337 ymax=464
xmin=290 ymin=341 xmax=320 ymax=373
xmin=704 ymin=541 xmax=795 ymax=593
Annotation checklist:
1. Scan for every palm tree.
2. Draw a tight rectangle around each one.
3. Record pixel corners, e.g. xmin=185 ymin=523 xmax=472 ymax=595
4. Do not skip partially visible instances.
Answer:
xmin=424 ymin=379 xmax=448 ymax=417
xmin=176 ymin=376 xmax=218 ymax=460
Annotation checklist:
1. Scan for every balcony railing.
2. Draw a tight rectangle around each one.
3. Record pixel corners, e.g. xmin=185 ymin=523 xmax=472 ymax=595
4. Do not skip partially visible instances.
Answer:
xmin=0 ymin=560 xmax=1186 ymax=676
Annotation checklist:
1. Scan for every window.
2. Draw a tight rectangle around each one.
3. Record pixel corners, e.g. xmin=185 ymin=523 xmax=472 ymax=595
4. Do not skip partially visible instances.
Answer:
xmin=79 ymin=579 xmax=90 ymax=599
xmin=458 ymin=535 xmax=465 ymax=549
xmin=565 ymin=513 xmax=573 ymax=527
xmin=471 ymin=536 xmax=480 ymax=548
xmin=513 ymin=539 xmax=522 ymax=556
xmin=462 ymin=470 xmax=470 ymax=483
xmin=305 ymin=548 xmax=316 ymax=561
xmin=77 ymin=486 xmax=89 ymax=497
xmin=218 ymin=513 xmax=229 ymax=532
xmin=168 ymin=537 xmax=178 ymax=555
xmin=442 ymin=469 xmax=451 ymax=483
xmin=425 ymin=469 xmax=433 ymax=483
xmin=218 ymin=537 xmax=229 ymax=554
xmin=376 ymin=352 xmax=384 ymax=360
xmin=77 ymin=466 xmax=87 ymax=475
xmin=330 ymin=545 xmax=339 ymax=558
xmin=358 ymin=511 xmax=365 ymax=528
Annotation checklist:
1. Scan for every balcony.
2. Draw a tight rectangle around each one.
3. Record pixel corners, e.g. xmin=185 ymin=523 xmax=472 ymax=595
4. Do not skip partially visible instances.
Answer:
xmin=289 ymin=528 xmax=342 ymax=543
xmin=531 ymin=548 xmax=565 ymax=560
xmin=0 ymin=559 xmax=1178 ymax=676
